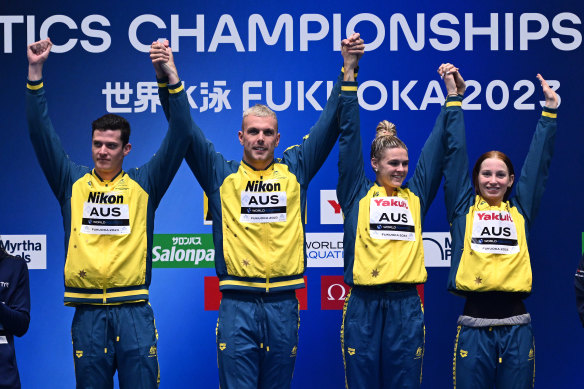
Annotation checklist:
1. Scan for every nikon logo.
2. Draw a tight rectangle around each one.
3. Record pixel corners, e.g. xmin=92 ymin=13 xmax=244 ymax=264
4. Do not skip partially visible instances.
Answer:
xmin=87 ymin=192 xmax=123 ymax=204
xmin=245 ymin=181 xmax=281 ymax=192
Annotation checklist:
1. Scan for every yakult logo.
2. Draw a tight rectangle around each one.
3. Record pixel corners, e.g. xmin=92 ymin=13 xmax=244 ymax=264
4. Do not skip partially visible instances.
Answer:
xmin=476 ymin=212 xmax=513 ymax=222
xmin=320 ymin=190 xmax=343 ymax=224
xmin=373 ymin=198 xmax=409 ymax=209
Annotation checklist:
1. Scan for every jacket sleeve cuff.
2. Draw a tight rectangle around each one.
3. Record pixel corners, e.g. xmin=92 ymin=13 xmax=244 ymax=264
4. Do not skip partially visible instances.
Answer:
xmin=542 ymin=106 xmax=557 ymax=119
xmin=341 ymin=81 xmax=358 ymax=96
xmin=156 ymin=76 xmax=169 ymax=88
xmin=168 ymin=80 xmax=184 ymax=94
xmin=26 ymin=78 xmax=44 ymax=92
xmin=445 ymin=94 xmax=463 ymax=109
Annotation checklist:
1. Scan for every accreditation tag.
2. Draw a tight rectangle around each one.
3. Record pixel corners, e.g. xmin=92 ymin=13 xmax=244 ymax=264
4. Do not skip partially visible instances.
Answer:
xmin=240 ymin=191 xmax=287 ymax=223
xmin=81 ymin=193 xmax=131 ymax=235
xmin=369 ymin=197 xmax=415 ymax=241
xmin=470 ymin=210 xmax=519 ymax=254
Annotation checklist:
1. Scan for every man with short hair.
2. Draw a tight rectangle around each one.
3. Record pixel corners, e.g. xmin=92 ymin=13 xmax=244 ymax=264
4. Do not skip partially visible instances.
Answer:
xmin=152 ymin=33 xmax=364 ymax=388
xmin=26 ymin=38 xmax=191 ymax=388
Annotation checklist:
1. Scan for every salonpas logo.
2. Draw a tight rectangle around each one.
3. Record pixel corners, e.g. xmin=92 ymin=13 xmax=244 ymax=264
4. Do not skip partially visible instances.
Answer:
xmin=152 ymin=234 xmax=215 ymax=268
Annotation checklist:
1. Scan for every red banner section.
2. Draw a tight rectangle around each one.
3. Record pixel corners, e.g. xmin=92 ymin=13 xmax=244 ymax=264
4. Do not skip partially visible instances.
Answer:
xmin=320 ymin=276 xmax=424 ymax=310
xmin=204 ymin=276 xmax=422 ymax=311
xmin=417 ymin=284 xmax=424 ymax=305
xmin=204 ymin=276 xmax=308 ymax=310
xmin=203 ymin=276 xmax=222 ymax=311
xmin=321 ymin=276 xmax=349 ymax=310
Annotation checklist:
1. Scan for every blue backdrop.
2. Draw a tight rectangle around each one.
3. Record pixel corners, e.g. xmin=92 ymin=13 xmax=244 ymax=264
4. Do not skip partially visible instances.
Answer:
xmin=1 ymin=1 xmax=583 ymax=387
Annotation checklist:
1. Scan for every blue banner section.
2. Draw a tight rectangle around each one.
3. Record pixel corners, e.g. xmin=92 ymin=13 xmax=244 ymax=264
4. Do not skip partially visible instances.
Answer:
xmin=1 ymin=1 xmax=583 ymax=388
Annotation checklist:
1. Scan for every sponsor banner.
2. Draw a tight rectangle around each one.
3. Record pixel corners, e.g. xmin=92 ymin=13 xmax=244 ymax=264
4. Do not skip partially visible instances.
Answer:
xmin=320 ymin=190 xmax=342 ymax=225
xmin=204 ymin=277 xmax=222 ymax=311
xmin=307 ymin=232 xmax=452 ymax=268
xmin=306 ymin=233 xmax=344 ymax=267
xmin=321 ymin=275 xmax=424 ymax=310
xmin=152 ymin=234 xmax=215 ymax=268
xmin=422 ymin=232 xmax=452 ymax=267
xmin=321 ymin=276 xmax=349 ymax=310
xmin=151 ymin=232 xmax=449 ymax=269
xmin=0 ymin=235 xmax=47 ymax=269
xmin=204 ymin=276 xmax=308 ymax=311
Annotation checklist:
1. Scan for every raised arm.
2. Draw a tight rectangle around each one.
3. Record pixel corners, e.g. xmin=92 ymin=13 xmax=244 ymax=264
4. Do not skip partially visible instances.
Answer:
xmin=151 ymin=40 xmax=224 ymax=193
xmin=435 ymin=64 xmax=474 ymax=223
xmin=336 ymin=33 xmax=365 ymax=210
xmin=28 ymin=38 xmax=51 ymax=81
xmin=288 ymin=33 xmax=365 ymax=184
xmin=136 ymin=41 xmax=193 ymax=207
xmin=513 ymin=74 xmax=558 ymax=228
xmin=150 ymin=39 xmax=177 ymax=122
xmin=26 ymin=38 xmax=79 ymax=203
xmin=408 ymin=63 xmax=468 ymax=220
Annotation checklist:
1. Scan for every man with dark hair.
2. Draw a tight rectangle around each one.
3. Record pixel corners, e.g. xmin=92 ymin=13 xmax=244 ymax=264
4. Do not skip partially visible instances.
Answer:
xmin=92 ymin=114 xmax=131 ymax=146
xmin=151 ymin=34 xmax=364 ymax=388
xmin=0 ymin=239 xmax=30 ymax=389
xmin=26 ymin=38 xmax=191 ymax=388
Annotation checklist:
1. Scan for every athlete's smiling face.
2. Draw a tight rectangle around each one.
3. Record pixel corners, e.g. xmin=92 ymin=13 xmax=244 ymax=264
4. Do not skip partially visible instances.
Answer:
xmin=371 ymin=147 xmax=409 ymax=191
xmin=92 ymin=129 xmax=131 ymax=180
xmin=239 ymin=115 xmax=280 ymax=170
xmin=477 ymin=158 xmax=514 ymax=206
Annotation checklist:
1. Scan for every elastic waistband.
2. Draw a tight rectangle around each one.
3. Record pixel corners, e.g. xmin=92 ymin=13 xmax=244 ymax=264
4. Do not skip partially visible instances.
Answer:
xmin=221 ymin=290 xmax=296 ymax=302
xmin=351 ymin=284 xmax=418 ymax=298
xmin=74 ymin=301 xmax=148 ymax=310
xmin=463 ymin=292 xmax=527 ymax=319
xmin=354 ymin=283 xmax=417 ymax=292
xmin=457 ymin=313 xmax=531 ymax=327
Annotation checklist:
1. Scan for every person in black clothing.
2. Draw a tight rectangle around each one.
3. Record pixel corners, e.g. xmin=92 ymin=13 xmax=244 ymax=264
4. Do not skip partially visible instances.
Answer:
xmin=575 ymin=254 xmax=584 ymax=326
xmin=0 ymin=240 xmax=31 ymax=389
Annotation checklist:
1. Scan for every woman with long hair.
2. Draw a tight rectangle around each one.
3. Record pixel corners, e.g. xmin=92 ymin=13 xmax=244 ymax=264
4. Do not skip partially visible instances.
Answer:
xmin=336 ymin=68 xmax=463 ymax=388
xmin=440 ymin=63 xmax=558 ymax=389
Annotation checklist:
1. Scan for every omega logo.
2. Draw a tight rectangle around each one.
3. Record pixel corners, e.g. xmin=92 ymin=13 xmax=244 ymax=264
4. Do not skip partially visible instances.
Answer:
xmin=327 ymin=283 xmax=347 ymax=301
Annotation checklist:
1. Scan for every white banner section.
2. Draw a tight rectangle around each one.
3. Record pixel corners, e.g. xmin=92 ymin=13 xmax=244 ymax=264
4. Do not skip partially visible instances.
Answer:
xmin=0 ymin=235 xmax=47 ymax=269
xmin=306 ymin=232 xmax=451 ymax=268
